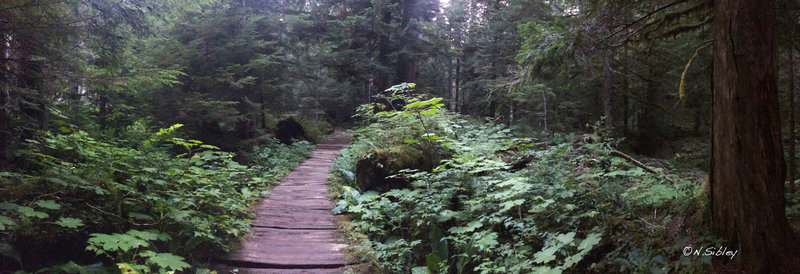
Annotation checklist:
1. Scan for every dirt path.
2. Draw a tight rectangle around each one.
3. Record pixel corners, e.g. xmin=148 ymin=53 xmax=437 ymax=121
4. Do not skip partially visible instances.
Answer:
xmin=219 ymin=131 xmax=354 ymax=273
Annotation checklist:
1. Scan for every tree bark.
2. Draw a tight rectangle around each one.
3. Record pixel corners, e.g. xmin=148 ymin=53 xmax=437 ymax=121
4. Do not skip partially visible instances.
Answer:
xmin=602 ymin=51 xmax=613 ymax=130
xmin=542 ymin=87 xmax=548 ymax=139
xmin=395 ymin=0 xmax=419 ymax=85
xmin=455 ymin=57 xmax=461 ymax=113
xmin=97 ymin=93 xmax=108 ymax=130
xmin=259 ymin=85 xmax=267 ymax=129
xmin=0 ymin=87 xmax=10 ymax=165
xmin=509 ymin=101 xmax=516 ymax=127
xmin=711 ymin=0 xmax=800 ymax=272
xmin=450 ymin=58 xmax=457 ymax=112
xmin=637 ymin=46 xmax=670 ymax=157
xmin=375 ymin=9 xmax=392 ymax=93
xmin=623 ymin=48 xmax=630 ymax=137
xmin=789 ymin=45 xmax=796 ymax=194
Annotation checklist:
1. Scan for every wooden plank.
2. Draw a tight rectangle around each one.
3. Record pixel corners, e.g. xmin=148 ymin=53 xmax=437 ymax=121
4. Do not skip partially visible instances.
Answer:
xmin=250 ymin=227 xmax=340 ymax=239
xmin=231 ymin=267 xmax=346 ymax=274
xmin=253 ymin=217 xmax=337 ymax=229
xmin=257 ymin=200 xmax=333 ymax=210
xmin=226 ymin=253 xmax=347 ymax=267
xmin=222 ymin=132 xmax=353 ymax=271
xmin=236 ymin=240 xmax=347 ymax=253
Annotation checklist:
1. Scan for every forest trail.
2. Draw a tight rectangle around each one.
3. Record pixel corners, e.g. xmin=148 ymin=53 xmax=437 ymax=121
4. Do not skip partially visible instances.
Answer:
xmin=218 ymin=131 xmax=354 ymax=273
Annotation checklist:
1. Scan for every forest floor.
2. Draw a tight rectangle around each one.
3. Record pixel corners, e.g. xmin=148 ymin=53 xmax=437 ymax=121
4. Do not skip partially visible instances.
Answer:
xmin=216 ymin=131 xmax=355 ymax=273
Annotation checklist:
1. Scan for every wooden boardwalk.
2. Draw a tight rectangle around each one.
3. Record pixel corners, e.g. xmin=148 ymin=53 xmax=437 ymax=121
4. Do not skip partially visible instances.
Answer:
xmin=219 ymin=132 xmax=354 ymax=273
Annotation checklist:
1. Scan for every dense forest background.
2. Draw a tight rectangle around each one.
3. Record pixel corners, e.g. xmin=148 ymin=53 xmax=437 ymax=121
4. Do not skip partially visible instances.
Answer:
xmin=1 ymin=0 xmax=800 ymax=273
xmin=0 ymin=0 xmax=731 ymax=160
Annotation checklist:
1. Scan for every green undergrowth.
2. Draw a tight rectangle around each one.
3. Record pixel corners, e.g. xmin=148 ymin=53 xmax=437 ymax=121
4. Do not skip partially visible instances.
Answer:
xmin=0 ymin=122 xmax=314 ymax=273
xmin=329 ymin=84 xmax=717 ymax=273
xmin=296 ymin=118 xmax=335 ymax=144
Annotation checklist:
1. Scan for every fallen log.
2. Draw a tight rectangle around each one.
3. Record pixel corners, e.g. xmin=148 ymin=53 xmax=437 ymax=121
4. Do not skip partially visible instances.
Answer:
xmin=609 ymin=150 xmax=659 ymax=174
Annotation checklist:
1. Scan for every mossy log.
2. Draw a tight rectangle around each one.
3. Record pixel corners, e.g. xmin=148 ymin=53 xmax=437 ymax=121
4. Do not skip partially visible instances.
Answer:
xmin=355 ymin=145 xmax=433 ymax=192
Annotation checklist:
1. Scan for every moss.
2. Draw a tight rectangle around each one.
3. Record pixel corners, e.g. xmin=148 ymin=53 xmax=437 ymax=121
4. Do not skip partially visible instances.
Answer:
xmin=689 ymin=179 xmax=711 ymax=227
xmin=356 ymin=145 xmax=430 ymax=192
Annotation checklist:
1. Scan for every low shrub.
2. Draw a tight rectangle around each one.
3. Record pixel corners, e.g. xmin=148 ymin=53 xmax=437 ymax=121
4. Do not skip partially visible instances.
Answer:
xmin=330 ymin=84 xmax=715 ymax=273
xmin=0 ymin=124 xmax=314 ymax=272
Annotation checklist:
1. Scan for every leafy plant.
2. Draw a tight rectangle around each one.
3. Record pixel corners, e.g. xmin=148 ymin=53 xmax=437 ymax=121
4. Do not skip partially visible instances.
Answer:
xmin=0 ymin=124 xmax=316 ymax=271
xmin=332 ymin=88 xmax=712 ymax=273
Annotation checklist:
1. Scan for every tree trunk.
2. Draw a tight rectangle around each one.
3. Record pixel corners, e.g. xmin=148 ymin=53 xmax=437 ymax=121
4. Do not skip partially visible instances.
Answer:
xmin=98 ymin=93 xmax=108 ymax=130
xmin=0 ymin=87 xmax=10 ymax=165
xmin=711 ymin=1 xmax=800 ymax=272
xmin=375 ymin=10 xmax=392 ymax=93
xmin=455 ymin=57 xmax=461 ymax=113
xmin=637 ymin=46 xmax=670 ymax=157
xmin=623 ymin=75 xmax=629 ymax=137
xmin=789 ymin=45 xmax=796 ymax=194
xmin=542 ymin=88 xmax=548 ymax=141
xmin=509 ymin=101 xmax=516 ymax=127
xmin=395 ymin=0 xmax=419 ymax=85
xmin=602 ymin=51 xmax=613 ymax=130
xmin=623 ymin=48 xmax=630 ymax=137
xmin=488 ymin=100 xmax=496 ymax=119
xmin=450 ymin=58 xmax=457 ymax=112
xmin=0 ymin=31 xmax=11 ymax=165
xmin=259 ymin=85 xmax=267 ymax=129
xmin=19 ymin=63 xmax=45 ymax=142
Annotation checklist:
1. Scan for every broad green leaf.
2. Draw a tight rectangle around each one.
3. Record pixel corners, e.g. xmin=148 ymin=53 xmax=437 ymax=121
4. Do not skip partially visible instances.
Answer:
xmin=448 ymin=220 xmax=482 ymax=234
xmin=35 ymin=200 xmax=62 ymax=210
xmin=420 ymin=108 xmax=441 ymax=115
xmin=17 ymin=206 xmax=48 ymax=218
xmin=116 ymin=233 xmax=148 ymax=252
xmin=475 ymin=232 xmax=498 ymax=250
xmin=200 ymin=144 xmax=220 ymax=150
xmin=138 ymin=250 xmax=157 ymax=257
xmin=555 ymin=232 xmax=575 ymax=244
xmin=147 ymin=253 xmax=190 ymax=271
xmin=578 ymin=232 xmax=602 ymax=251
xmin=529 ymin=199 xmax=555 ymax=213
xmin=533 ymin=266 xmax=562 ymax=274
xmin=411 ymin=266 xmax=429 ymax=274
xmin=126 ymin=229 xmax=162 ymax=241
xmin=405 ymin=98 xmax=441 ymax=109
xmin=88 ymin=233 xmax=122 ymax=252
xmin=0 ymin=202 xmax=18 ymax=210
xmin=499 ymin=199 xmax=525 ymax=213
xmin=117 ymin=263 xmax=140 ymax=274
xmin=55 ymin=217 xmax=84 ymax=228
xmin=436 ymin=210 xmax=461 ymax=222
xmin=87 ymin=232 xmax=149 ymax=253
xmin=533 ymin=245 xmax=559 ymax=264
xmin=0 ymin=216 xmax=16 ymax=230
